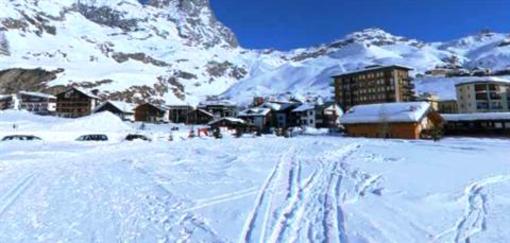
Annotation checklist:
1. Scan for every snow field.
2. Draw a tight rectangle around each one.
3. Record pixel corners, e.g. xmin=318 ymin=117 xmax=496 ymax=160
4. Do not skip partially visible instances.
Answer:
xmin=1 ymin=111 xmax=510 ymax=242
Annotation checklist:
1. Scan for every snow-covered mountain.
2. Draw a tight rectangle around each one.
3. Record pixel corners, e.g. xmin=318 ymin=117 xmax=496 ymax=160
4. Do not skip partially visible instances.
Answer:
xmin=0 ymin=0 xmax=282 ymax=105
xmin=223 ymin=29 xmax=510 ymax=104
xmin=1 ymin=0 xmax=510 ymax=105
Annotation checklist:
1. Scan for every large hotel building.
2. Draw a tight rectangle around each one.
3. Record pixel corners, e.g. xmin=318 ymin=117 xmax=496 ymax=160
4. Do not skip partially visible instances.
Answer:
xmin=332 ymin=65 xmax=415 ymax=110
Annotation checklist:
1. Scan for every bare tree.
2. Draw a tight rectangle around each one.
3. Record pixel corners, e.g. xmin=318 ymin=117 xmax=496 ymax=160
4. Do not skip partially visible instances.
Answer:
xmin=378 ymin=105 xmax=390 ymax=138
xmin=0 ymin=31 xmax=10 ymax=56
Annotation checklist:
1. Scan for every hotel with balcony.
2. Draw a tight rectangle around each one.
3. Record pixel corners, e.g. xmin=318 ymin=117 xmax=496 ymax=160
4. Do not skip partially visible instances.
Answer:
xmin=332 ymin=65 xmax=415 ymax=111
xmin=456 ymin=78 xmax=510 ymax=113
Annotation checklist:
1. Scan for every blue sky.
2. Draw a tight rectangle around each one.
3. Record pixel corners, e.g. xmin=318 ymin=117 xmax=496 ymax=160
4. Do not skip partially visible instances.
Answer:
xmin=210 ymin=0 xmax=510 ymax=50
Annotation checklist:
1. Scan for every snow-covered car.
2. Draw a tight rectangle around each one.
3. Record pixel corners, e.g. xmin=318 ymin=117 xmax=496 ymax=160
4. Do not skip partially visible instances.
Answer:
xmin=124 ymin=134 xmax=152 ymax=142
xmin=1 ymin=135 xmax=42 ymax=141
xmin=76 ymin=134 xmax=109 ymax=141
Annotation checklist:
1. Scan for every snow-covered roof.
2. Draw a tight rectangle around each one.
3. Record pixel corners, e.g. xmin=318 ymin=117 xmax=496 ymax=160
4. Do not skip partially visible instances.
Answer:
xmin=238 ymin=107 xmax=271 ymax=117
xmin=196 ymin=108 xmax=214 ymax=117
xmin=442 ymin=112 xmax=510 ymax=122
xmin=322 ymin=103 xmax=344 ymax=115
xmin=136 ymin=103 xmax=168 ymax=112
xmin=0 ymin=94 xmax=12 ymax=100
xmin=341 ymin=102 xmax=431 ymax=124
xmin=332 ymin=64 xmax=413 ymax=77
xmin=74 ymin=87 xmax=100 ymax=99
xmin=19 ymin=91 xmax=56 ymax=99
xmin=95 ymin=101 xmax=136 ymax=114
xmin=208 ymin=117 xmax=246 ymax=126
xmin=454 ymin=76 xmax=510 ymax=86
xmin=60 ymin=87 xmax=100 ymax=99
xmin=261 ymin=102 xmax=291 ymax=111
xmin=292 ymin=103 xmax=316 ymax=112
xmin=199 ymin=100 xmax=237 ymax=107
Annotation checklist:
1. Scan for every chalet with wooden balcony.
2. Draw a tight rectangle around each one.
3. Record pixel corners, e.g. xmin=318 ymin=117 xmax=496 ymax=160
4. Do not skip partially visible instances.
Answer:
xmin=134 ymin=103 xmax=169 ymax=123
xmin=56 ymin=87 xmax=99 ymax=118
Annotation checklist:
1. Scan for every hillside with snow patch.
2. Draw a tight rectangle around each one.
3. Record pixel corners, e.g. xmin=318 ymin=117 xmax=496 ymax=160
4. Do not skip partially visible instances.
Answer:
xmin=1 ymin=1 xmax=510 ymax=105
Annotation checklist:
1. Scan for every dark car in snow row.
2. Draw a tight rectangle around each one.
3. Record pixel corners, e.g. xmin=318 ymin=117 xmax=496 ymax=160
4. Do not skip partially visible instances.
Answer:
xmin=1 ymin=134 xmax=153 ymax=142
xmin=1 ymin=135 xmax=42 ymax=141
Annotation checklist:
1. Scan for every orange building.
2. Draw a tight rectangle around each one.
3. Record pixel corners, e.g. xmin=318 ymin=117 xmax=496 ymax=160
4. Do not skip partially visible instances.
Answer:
xmin=341 ymin=102 xmax=443 ymax=139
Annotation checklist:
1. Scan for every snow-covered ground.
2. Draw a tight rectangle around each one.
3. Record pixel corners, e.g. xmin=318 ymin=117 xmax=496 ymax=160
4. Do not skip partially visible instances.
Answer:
xmin=1 ymin=111 xmax=510 ymax=242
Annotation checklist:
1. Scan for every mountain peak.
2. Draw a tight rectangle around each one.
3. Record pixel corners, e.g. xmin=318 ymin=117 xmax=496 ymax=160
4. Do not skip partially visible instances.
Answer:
xmin=346 ymin=28 xmax=398 ymax=41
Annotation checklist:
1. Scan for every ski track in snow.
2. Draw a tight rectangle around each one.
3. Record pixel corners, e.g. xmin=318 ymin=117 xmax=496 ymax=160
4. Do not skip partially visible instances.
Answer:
xmin=453 ymin=175 xmax=510 ymax=243
xmin=239 ymin=143 xmax=372 ymax=243
xmin=432 ymin=175 xmax=510 ymax=243
xmin=1 ymin=131 xmax=510 ymax=242
xmin=0 ymin=172 xmax=38 ymax=217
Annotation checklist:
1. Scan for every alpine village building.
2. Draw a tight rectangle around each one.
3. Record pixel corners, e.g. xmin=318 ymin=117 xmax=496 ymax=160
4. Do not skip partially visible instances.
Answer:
xmin=0 ymin=94 xmax=14 ymax=110
xmin=341 ymin=102 xmax=443 ymax=139
xmin=18 ymin=91 xmax=57 ymax=115
xmin=134 ymin=103 xmax=169 ymax=123
xmin=167 ymin=105 xmax=193 ymax=123
xmin=332 ymin=65 xmax=415 ymax=111
xmin=455 ymin=78 xmax=510 ymax=113
xmin=56 ymin=87 xmax=99 ymax=118
xmin=93 ymin=101 xmax=136 ymax=121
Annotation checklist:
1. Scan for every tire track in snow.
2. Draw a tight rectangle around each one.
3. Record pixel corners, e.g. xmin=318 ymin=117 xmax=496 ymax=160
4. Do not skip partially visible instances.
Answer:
xmin=0 ymin=172 xmax=38 ymax=217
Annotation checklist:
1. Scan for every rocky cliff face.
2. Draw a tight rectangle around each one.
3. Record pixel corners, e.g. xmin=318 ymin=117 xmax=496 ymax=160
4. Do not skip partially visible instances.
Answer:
xmin=0 ymin=0 xmax=256 ymax=105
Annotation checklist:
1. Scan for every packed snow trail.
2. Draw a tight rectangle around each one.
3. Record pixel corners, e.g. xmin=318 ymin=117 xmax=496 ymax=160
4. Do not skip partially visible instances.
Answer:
xmin=1 ymin=135 xmax=510 ymax=242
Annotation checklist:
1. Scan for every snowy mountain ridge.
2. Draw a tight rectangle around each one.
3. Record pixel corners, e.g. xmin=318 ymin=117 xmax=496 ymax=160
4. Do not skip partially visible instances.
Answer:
xmin=1 ymin=0 xmax=510 ymax=105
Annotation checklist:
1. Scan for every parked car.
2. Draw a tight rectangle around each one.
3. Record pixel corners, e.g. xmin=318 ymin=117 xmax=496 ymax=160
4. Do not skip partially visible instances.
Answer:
xmin=1 ymin=135 xmax=42 ymax=141
xmin=76 ymin=134 xmax=108 ymax=141
xmin=124 ymin=134 xmax=151 ymax=142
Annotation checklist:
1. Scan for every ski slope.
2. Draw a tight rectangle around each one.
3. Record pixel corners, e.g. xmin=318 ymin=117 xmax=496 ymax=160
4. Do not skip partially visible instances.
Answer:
xmin=1 ymin=112 xmax=510 ymax=242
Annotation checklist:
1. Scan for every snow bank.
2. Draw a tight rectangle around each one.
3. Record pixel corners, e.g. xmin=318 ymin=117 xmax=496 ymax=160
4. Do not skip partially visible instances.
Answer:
xmin=0 ymin=110 xmax=133 ymax=141
xmin=55 ymin=111 xmax=131 ymax=133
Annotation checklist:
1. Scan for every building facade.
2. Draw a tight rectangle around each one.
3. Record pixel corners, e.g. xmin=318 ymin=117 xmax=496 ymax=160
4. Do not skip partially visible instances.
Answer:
xmin=134 ymin=103 xmax=169 ymax=123
xmin=238 ymin=107 xmax=272 ymax=131
xmin=168 ymin=105 xmax=193 ymax=123
xmin=56 ymin=87 xmax=99 ymax=118
xmin=316 ymin=102 xmax=343 ymax=128
xmin=438 ymin=100 xmax=459 ymax=114
xmin=0 ymin=95 xmax=14 ymax=110
xmin=442 ymin=113 xmax=510 ymax=137
xmin=187 ymin=109 xmax=214 ymax=125
xmin=198 ymin=100 xmax=238 ymax=119
xmin=18 ymin=91 xmax=56 ymax=115
xmin=292 ymin=104 xmax=316 ymax=128
xmin=456 ymin=79 xmax=510 ymax=113
xmin=332 ymin=65 xmax=415 ymax=111
xmin=340 ymin=102 xmax=443 ymax=139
